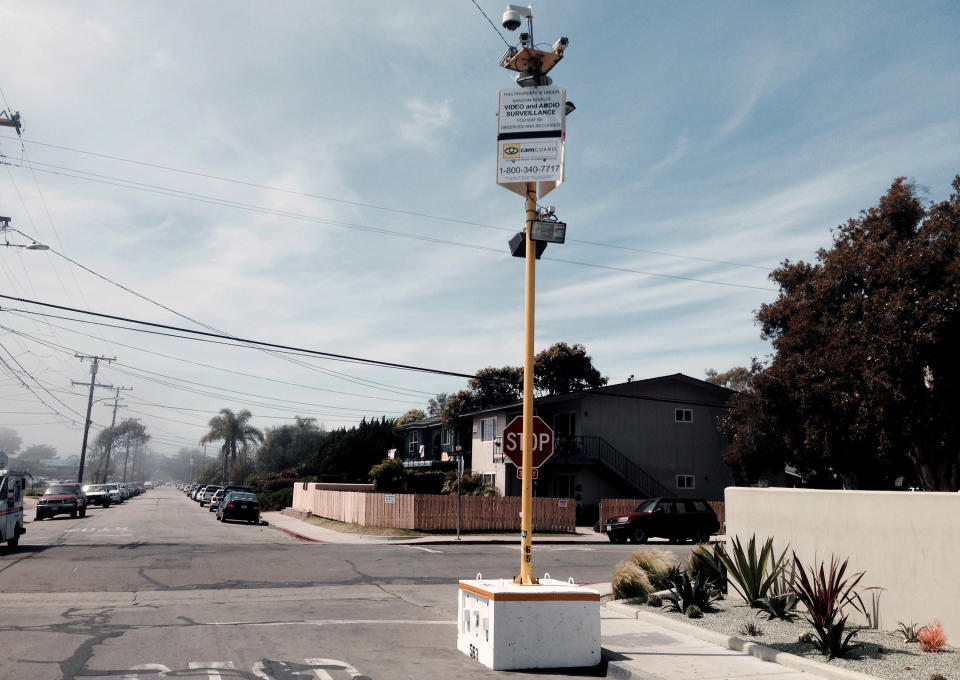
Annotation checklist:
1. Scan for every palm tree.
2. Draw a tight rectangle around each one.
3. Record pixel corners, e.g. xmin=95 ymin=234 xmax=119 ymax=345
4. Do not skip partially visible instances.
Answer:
xmin=200 ymin=408 xmax=264 ymax=485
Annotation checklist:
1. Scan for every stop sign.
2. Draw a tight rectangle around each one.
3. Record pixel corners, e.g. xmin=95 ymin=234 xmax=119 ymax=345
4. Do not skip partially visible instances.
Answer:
xmin=501 ymin=415 xmax=554 ymax=468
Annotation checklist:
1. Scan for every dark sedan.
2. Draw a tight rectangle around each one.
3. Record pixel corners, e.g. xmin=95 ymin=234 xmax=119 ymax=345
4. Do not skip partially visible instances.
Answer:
xmin=217 ymin=491 xmax=261 ymax=524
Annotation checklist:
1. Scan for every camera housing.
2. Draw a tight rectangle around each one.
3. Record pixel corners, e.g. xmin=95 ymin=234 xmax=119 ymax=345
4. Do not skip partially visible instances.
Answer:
xmin=502 ymin=8 xmax=523 ymax=31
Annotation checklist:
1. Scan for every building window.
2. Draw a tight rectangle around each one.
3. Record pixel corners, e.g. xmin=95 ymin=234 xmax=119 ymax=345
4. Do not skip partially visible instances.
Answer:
xmin=553 ymin=412 xmax=576 ymax=437
xmin=551 ymin=473 xmax=575 ymax=499
xmin=408 ymin=431 xmax=420 ymax=454
xmin=676 ymin=474 xmax=695 ymax=489
xmin=480 ymin=417 xmax=496 ymax=442
xmin=674 ymin=408 xmax=693 ymax=423
xmin=441 ymin=429 xmax=451 ymax=446
xmin=482 ymin=473 xmax=495 ymax=488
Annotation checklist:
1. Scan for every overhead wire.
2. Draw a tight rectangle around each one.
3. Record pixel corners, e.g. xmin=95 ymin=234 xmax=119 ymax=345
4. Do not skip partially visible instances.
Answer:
xmin=0 ymin=314 xmax=424 ymax=404
xmin=1 ymin=150 xmax=777 ymax=288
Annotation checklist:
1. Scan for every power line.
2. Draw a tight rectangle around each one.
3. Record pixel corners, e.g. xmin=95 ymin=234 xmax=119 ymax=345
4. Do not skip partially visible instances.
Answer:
xmin=1 ymin=144 xmax=776 ymax=280
xmin=2 ymin=322 xmax=413 ymax=422
xmin=0 ymin=315 xmax=424 ymax=404
xmin=468 ymin=0 xmax=513 ymax=48
xmin=0 ymin=293 xmax=482 ymax=379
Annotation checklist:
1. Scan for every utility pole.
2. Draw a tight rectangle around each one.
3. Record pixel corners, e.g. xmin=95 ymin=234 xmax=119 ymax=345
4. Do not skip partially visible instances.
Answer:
xmin=122 ymin=418 xmax=141 ymax=483
xmin=101 ymin=386 xmax=131 ymax=482
xmin=72 ymin=354 xmax=115 ymax=484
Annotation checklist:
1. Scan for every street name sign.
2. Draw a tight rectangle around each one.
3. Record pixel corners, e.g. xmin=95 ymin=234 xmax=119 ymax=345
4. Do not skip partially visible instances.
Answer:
xmin=497 ymin=86 xmax=566 ymax=199
xmin=502 ymin=415 xmax=555 ymax=469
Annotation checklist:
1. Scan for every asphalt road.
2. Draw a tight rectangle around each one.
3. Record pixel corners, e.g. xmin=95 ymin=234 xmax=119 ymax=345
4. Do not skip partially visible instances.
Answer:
xmin=0 ymin=486 xmax=693 ymax=680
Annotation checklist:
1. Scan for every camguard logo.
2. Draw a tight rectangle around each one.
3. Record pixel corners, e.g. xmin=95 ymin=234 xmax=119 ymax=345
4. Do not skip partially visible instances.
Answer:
xmin=503 ymin=145 xmax=521 ymax=157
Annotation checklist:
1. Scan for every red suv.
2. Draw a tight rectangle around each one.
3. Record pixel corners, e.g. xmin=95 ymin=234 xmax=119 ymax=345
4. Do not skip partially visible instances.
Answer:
xmin=603 ymin=497 xmax=719 ymax=544
xmin=36 ymin=483 xmax=88 ymax=520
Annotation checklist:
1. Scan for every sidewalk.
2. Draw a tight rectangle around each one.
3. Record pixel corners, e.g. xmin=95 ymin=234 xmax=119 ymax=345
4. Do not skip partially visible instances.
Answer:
xmin=261 ymin=510 xmax=608 ymax=545
xmin=266 ymin=511 xmax=872 ymax=680
xmin=602 ymin=601 xmax=878 ymax=680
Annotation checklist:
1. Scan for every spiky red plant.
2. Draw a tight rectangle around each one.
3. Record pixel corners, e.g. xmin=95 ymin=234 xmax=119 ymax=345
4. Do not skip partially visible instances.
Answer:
xmin=918 ymin=622 xmax=947 ymax=653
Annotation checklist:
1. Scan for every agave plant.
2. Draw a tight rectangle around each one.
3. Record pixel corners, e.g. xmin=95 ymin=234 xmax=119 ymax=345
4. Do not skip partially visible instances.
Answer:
xmin=716 ymin=535 xmax=788 ymax=607
xmin=688 ymin=542 xmax=727 ymax=593
xmin=791 ymin=554 xmax=866 ymax=659
xmin=808 ymin=614 xmax=859 ymax=660
xmin=896 ymin=621 xmax=920 ymax=643
xmin=758 ymin=572 xmax=799 ymax=621
xmin=663 ymin=570 xmax=721 ymax=613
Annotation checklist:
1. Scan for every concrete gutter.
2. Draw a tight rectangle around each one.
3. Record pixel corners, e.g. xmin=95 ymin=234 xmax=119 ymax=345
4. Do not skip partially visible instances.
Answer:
xmin=603 ymin=601 xmax=881 ymax=680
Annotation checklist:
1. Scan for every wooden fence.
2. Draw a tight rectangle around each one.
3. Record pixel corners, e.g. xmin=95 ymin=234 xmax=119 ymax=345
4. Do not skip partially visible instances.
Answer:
xmin=292 ymin=483 xmax=575 ymax=532
xmin=598 ymin=498 xmax=725 ymax=531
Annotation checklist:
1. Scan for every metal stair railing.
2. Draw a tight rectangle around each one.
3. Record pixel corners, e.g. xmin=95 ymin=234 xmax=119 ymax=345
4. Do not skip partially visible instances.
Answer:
xmin=554 ymin=434 xmax=672 ymax=499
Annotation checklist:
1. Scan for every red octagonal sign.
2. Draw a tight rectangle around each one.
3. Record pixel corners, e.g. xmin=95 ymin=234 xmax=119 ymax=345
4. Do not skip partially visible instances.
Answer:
xmin=502 ymin=415 xmax=554 ymax=469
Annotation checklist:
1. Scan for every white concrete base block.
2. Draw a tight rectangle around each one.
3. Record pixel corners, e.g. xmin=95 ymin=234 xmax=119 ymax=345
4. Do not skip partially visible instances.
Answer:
xmin=456 ymin=578 xmax=601 ymax=671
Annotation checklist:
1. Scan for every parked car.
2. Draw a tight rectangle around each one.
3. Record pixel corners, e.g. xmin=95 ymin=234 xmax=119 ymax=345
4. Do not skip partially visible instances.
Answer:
xmin=602 ymin=497 xmax=720 ymax=544
xmin=103 ymin=482 xmax=124 ymax=504
xmin=217 ymin=491 xmax=261 ymax=524
xmin=208 ymin=489 xmax=225 ymax=512
xmin=82 ymin=484 xmax=112 ymax=508
xmin=36 ymin=483 xmax=87 ymax=520
xmin=199 ymin=486 xmax=222 ymax=507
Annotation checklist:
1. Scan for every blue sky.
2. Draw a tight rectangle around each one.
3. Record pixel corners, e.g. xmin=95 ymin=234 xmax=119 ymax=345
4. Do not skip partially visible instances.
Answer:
xmin=1 ymin=1 xmax=958 ymax=461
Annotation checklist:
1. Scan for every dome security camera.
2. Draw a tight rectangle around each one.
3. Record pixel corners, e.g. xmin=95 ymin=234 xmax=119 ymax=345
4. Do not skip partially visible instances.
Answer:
xmin=502 ymin=8 xmax=523 ymax=31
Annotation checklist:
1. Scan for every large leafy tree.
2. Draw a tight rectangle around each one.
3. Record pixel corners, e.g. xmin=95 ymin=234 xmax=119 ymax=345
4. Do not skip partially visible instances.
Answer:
xmin=395 ymin=409 xmax=427 ymax=426
xmin=722 ymin=177 xmax=960 ymax=490
xmin=439 ymin=342 xmax=606 ymax=436
xmin=200 ymin=408 xmax=264 ymax=484
xmin=0 ymin=427 xmax=22 ymax=458
xmin=257 ymin=416 xmax=326 ymax=475
xmin=312 ymin=417 xmax=396 ymax=482
xmin=533 ymin=342 xmax=607 ymax=396
xmin=427 ymin=393 xmax=451 ymax=417
xmin=705 ymin=367 xmax=752 ymax=392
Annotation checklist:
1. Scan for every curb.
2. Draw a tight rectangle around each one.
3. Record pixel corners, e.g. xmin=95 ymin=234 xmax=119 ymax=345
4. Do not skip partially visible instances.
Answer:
xmin=279 ymin=528 xmax=324 ymax=543
xmin=602 ymin=602 xmax=881 ymax=680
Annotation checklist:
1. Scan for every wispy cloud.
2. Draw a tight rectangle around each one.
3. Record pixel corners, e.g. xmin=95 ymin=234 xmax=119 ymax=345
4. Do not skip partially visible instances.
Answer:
xmin=398 ymin=98 xmax=454 ymax=145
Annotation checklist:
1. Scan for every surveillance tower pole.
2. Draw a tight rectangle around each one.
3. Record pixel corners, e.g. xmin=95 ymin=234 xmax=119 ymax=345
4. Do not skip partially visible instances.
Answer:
xmin=72 ymin=354 xmax=115 ymax=484
xmin=497 ymin=4 xmax=570 ymax=586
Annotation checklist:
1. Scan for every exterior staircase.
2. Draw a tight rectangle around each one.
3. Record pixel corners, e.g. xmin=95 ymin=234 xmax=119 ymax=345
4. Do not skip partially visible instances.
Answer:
xmin=553 ymin=435 xmax=673 ymax=499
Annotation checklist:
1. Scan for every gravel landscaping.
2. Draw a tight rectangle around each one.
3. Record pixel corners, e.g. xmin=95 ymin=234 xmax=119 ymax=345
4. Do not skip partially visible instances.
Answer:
xmin=647 ymin=595 xmax=957 ymax=680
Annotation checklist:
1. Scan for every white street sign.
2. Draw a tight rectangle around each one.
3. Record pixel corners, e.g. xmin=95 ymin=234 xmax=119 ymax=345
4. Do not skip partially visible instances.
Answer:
xmin=497 ymin=86 xmax=566 ymax=198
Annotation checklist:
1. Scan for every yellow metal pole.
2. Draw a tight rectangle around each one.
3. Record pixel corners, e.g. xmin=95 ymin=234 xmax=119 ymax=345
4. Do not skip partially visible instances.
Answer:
xmin=517 ymin=180 xmax=538 ymax=586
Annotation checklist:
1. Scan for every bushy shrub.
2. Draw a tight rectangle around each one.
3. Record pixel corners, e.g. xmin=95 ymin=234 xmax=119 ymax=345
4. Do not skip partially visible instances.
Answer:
xmin=918 ymin=622 xmax=947 ymax=653
xmin=685 ymin=605 xmax=702 ymax=619
xmin=406 ymin=471 xmax=446 ymax=494
xmin=629 ymin=549 xmax=677 ymax=590
xmin=265 ymin=477 xmax=295 ymax=492
xmin=612 ymin=560 xmax=654 ymax=600
xmin=258 ymin=487 xmax=293 ymax=511
xmin=369 ymin=458 xmax=407 ymax=492
xmin=646 ymin=594 xmax=662 ymax=608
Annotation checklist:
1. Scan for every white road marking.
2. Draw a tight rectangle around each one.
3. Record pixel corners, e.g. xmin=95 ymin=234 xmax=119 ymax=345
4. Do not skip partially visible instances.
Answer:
xmin=189 ymin=661 xmax=235 ymax=679
xmin=303 ymin=658 xmax=366 ymax=679
xmin=124 ymin=663 xmax=171 ymax=678
xmin=406 ymin=545 xmax=443 ymax=553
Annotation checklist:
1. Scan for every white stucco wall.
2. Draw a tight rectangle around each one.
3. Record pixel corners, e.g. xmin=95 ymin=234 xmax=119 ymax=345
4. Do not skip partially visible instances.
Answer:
xmin=725 ymin=487 xmax=960 ymax=638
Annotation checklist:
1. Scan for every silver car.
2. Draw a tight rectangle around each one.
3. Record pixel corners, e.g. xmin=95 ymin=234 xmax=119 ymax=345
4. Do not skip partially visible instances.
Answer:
xmin=199 ymin=486 xmax=222 ymax=507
